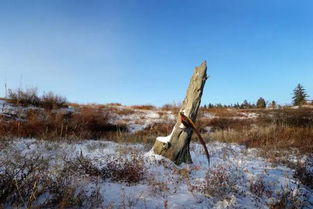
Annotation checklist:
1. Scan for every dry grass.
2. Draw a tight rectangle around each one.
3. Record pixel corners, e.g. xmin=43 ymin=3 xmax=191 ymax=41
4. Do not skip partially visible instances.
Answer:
xmin=1 ymin=95 xmax=313 ymax=154
xmin=0 ymin=153 xmax=92 ymax=208
xmin=198 ymin=117 xmax=253 ymax=131
xmin=200 ymin=107 xmax=240 ymax=117
xmin=0 ymin=149 xmax=146 ymax=208
xmin=210 ymin=126 xmax=313 ymax=153
xmin=104 ymin=131 xmax=154 ymax=144
xmin=161 ymin=103 xmax=181 ymax=115
xmin=108 ymin=107 xmax=135 ymax=115
xmin=196 ymin=165 xmax=240 ymax=199
xmin=249 ymin=176 xmax=272 ymax=198
xmin=142 ymin=122 xmax=175 ymax=136
xmin=0 ymin=107 xmax=128 ymax=140
xmin=269 ymin=188 xmax=304 ymax=209
xmin=104 ymin=121 xmax=175 ymax=145
xmin=7 ymin=88 xmax=67 ymax=110
xmin=130 ymin=105 xmax=156 ymax=110
xmin=293 ymin=163 xmax=313 ymax=189
xmin=208 ymin=108 xmax=313 ymax=154
xmin=101 ymin=153 xmax=146 ymax=185
xmin=106 ymin=103 xmax=122 ymax=106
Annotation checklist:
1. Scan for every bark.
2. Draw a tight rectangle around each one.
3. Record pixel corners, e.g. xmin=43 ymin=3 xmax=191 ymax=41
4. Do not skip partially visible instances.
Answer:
xmin=152 ymin=61 xmax=208 ymax=165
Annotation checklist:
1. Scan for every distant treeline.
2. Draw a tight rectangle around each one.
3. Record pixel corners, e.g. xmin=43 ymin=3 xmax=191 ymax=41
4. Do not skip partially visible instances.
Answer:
xmin=204 ymin=98 xmax=276 ymax=109
xmin=204 ymin=83 xmax=312 ymax=109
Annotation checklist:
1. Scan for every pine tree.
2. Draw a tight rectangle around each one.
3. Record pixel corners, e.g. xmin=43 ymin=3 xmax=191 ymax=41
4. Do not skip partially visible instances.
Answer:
xmin=270 ymin=100 xmax=276 ymax=108
xmin=241 ymin=100 xmax=250 ymax=109
xmin=292 ymin=84 xmax=308 ymax=106
xmin=256 ymin=97 xmax=266 ymax=108
xmin=234 ymin=102 xmax=240 ymax=109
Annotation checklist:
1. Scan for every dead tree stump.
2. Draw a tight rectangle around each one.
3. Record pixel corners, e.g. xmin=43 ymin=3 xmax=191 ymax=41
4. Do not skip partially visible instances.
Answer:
xmin=152 ymin=61 xmax=208 ymax=165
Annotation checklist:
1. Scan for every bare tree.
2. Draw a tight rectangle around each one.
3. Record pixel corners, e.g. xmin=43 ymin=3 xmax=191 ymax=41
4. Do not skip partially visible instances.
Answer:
xmin=151 ymin=61 xmax=208 ymax=165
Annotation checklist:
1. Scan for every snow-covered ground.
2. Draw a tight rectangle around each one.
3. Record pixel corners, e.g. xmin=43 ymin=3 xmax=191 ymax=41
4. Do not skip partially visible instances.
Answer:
xmin=0 ymin=99 xmax=312 ymax=208
xmin=108 ymin=107 xmax=176 ymax=133
xmin=1 ymin=138 xmax=312 ymax=208
xmin=0 ymin=99 xmax=175 ymax=133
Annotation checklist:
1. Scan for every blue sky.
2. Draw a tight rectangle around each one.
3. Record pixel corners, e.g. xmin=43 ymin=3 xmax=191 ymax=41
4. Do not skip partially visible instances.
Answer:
xmin=0 ymin=0 xmax=312 ymax=106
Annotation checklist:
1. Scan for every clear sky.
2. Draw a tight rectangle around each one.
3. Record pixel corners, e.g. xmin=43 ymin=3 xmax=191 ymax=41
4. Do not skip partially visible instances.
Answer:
xmin=0 ymin=0 xmax=312 ymax=106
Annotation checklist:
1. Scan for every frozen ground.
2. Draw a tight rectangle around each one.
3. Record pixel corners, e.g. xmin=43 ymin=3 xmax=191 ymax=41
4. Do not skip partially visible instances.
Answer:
xmin=1 ymin=138 xmax=312 ymax=209
xmin=0 ymin=99 xmax=312 ymax=208
xmin=108 ymin=107 xmax=175 ymax=133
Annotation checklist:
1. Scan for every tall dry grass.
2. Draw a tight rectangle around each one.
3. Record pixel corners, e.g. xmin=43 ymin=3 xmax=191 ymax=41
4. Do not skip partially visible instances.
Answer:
xmin=208 ymin=108 xmax=313 ymax=153
xmin=7 ymin=88 xmax=67 ymax=110
xmin=0 ymin=107 xmax=127 ymax=140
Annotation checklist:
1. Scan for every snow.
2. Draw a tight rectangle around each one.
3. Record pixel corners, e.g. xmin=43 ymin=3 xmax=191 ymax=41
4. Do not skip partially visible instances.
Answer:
xmin=203 ymin=112 xmax=215 ymax=119
xmin=1 ymin=101 xmax=312 ymax=208
xmin=156 ymin=128 xmax=175 ymax=143
xmin=1 ymin=138 xmax=312 ymax=208
xmin=0 ymin=99 xmax=45 ymax=121
xmin=109 ymin=108 xmax=175 ymax=133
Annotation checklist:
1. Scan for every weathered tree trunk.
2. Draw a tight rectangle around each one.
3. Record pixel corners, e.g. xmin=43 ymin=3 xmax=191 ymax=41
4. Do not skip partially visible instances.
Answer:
xmin=152 ymin=61 xmax=208 ymax=165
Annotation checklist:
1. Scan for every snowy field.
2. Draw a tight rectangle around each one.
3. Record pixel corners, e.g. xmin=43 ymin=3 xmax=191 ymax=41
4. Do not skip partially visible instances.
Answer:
xmin=1 ymin=138 xmax=312 ymax=209
xmin=0 ymin=99 xmax=313 ymax=208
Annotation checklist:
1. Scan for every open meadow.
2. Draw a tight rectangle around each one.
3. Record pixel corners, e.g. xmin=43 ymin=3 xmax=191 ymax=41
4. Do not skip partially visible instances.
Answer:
xmin=0 ymin=96 xmax=312 ymax=208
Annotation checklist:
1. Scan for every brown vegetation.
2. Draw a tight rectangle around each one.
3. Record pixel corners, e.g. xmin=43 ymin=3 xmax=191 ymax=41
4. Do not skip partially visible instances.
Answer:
xmin=105 ymin=121 xmax=175 ymax=144
xmin=7 ymin=88 xmax=67 ymax=110
xmin=1 ymin=91 xmax=313 ymax=155
xmin=0 ymin=150 xmax=146 ymax=208
xmin=0 ymin=107 xmax=127 ymax=140
xmin=101 ymin=154 xmax=146 ymax=185
xmin=160 ymin=103 xmax=180 ymax=115
xmin=131 ymin=105 xmax=156 ymax=110
xmin=208 ymin=108 xmax=313 ymax=154
xmin=196 ymin=165 xmax=239 ymax=199
xmin=200 ymin=107 xmax=241 ymax=117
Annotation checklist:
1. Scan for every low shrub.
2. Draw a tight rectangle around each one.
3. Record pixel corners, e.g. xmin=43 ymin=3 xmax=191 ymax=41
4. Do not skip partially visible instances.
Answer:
xmin=7 ymin=88 xmax=67 ymax=110
xmin=270 ymin=188 xmax=303 ymax=209
xmin=199 ymin=165 xmax=238 ymax=199
xmin=259 ymin=108 xmax=313 ymax=128
xmin=201 ymin=107 xmax=240 ymax=117
xmin=161 ymin=103 xmax=180 ymax=115
xmin=293 ymin=161 xmax=313 ymax=189
xmin=0 ymin=149 xmax=147 ymax=208
xmin=8 ymin=88 xmax=40 ymax=107
xmin=131 ymin=105 xmax=156 ymax=110
xmin=249 ymin=176 xmax=272 ymax=198
xmin=0 ymin=107 xmax=128 ymax=140
xmin=108 ymin=107 xmax=135 ymax=115
xmin=210 ymin=126 xmax=313 ymax=153
xmin=66 ymin=152 xmax=146 ymax=185
xmin=66 ymin=153 xmax=102 ymax=177
xmin=142 ymin=122 xmax=175 ymax=136
xmin=41 ymin=91 xmax=67 ymax=110
xmin=204 ymin=117 xmax=252 ymax=131
xmin=0 ymin=154 xmax=49 ymax=208
xmin=101 ymin=154 xmax=146 ymax=185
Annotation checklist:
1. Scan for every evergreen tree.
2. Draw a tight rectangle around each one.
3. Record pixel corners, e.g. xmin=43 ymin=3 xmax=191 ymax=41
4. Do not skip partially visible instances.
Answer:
xmin=270 ymin=100 xmax=276 ymax=108
xmin=256 ymin=97 xmax=266 ymax=108
xmin=292 ymin=84 xmax=308 ymax=106
xmin=241 ymin=100 xmax=250 ymax=109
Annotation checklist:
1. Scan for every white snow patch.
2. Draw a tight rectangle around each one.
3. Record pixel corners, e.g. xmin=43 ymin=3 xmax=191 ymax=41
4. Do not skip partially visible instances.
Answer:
xmin=156 ymin=128 xmax=175 ymax=143
xmin=1 ymin=139 xmax=313 ymax=208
